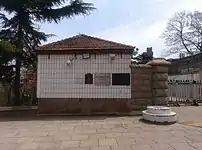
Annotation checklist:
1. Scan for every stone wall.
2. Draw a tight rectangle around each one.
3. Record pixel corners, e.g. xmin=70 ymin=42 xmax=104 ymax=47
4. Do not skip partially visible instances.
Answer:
xmin=130 ymin=59 xmax=170 ymax=110
xmin=148 ymin=60 xmax=170 ymax=105
xmin=38 ymin=59 xmax=170 ymax=115
xmin=130 ymin=64 xmax=152 ymax=110
xmin=38 ymin=98 xmax=131 ymax=115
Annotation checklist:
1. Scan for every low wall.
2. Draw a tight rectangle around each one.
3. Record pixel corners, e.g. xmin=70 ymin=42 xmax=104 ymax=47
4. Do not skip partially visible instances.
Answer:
xmin=0 ymin=106 xmax=37 ymax=117
xmin=38 ymin=98 xmax=131 ymax=115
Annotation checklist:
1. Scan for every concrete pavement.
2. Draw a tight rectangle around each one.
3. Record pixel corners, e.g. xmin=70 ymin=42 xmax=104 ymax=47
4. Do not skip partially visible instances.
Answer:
xmin=0 ymin=106 xmax=202 ymax=150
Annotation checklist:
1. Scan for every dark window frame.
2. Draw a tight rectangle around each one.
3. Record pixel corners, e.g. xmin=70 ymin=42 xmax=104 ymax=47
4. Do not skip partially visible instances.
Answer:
xmin=112 ymin=73 xmax=130 ymax=86
xmin=85 ymin=73 xmax=93 ymax=84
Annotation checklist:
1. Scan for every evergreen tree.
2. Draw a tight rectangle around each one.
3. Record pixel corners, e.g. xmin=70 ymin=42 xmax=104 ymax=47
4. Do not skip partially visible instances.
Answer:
xmin=0 ymin=0 xmax=95 ymax=105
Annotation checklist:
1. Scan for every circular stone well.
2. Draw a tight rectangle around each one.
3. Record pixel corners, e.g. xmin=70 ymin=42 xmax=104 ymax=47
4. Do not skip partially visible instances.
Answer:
xmin=142 ymin=106 xmax=177 ymax=123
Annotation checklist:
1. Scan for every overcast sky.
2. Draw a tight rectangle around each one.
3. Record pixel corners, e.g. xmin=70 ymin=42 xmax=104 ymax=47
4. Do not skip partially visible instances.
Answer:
xmin=40 ymin=0 xmax=202 ymax=57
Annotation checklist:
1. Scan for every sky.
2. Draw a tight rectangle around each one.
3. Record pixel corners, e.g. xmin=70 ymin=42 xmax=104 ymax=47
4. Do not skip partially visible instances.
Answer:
xmin=40 ymin=0 xmax=202 ymax=58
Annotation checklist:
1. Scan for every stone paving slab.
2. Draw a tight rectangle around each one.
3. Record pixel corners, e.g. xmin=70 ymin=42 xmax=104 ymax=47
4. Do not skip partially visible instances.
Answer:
xmin=0 ymin=107 xmax=202 ymax=150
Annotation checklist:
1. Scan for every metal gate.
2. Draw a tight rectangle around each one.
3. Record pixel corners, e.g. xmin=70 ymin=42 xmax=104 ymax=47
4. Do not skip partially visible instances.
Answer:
xmin=168 ymin=80 xmax=202 ymax=105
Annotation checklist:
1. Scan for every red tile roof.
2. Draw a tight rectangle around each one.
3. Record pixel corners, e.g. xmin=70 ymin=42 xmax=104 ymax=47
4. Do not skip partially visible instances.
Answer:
xmin=37 ymin=34 xmax=135 ymax=54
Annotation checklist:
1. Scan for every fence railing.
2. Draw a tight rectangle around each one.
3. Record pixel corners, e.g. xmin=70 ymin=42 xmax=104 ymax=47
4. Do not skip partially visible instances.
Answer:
xmin=168 ymin=80 xmax=202 ymax=105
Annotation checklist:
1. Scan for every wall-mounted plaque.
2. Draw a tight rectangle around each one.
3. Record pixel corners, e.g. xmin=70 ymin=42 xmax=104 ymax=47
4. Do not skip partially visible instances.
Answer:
xmin=94 ymin=73 xmax=110 ymax=86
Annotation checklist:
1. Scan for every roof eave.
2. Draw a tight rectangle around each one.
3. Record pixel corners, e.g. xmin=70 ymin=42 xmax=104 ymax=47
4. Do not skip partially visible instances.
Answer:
xmin=36 ymin=48 xmax=134 ymax=55
xmin=36 ymin=47 xmax=135 ymax=50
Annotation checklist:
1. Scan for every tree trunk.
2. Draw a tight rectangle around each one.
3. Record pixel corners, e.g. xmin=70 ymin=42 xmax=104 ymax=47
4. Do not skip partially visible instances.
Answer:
xmin=13 ymin=58 xmax=21 ymax=105
xmin=14 ymin=23 xmax=23 ymax=106
xmin=7 ymin=79 xmax=15 ymax=105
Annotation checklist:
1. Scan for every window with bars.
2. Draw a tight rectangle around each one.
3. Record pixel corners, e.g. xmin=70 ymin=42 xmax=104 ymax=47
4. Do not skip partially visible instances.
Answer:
xmin=85 ymin=73 xmax=93 ymax=84
xmin=112 ymin=73 xmax=130 ymax=86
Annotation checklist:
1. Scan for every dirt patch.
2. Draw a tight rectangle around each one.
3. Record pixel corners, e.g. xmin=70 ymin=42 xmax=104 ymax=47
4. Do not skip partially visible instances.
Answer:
xmin=182 ymin=122 xmax=202 ymax=128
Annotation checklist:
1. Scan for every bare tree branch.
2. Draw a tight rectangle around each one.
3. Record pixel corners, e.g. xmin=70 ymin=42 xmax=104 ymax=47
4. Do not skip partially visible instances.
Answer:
xmin=161 ymin=11 xmax=202 ymax=56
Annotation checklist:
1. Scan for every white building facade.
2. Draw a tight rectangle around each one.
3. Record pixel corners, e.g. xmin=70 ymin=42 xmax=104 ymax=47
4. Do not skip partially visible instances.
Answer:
xmin=37 ymin=53 xmax=132 ymax=99
xmin=37 ymin=35 xmax=134 ymax=102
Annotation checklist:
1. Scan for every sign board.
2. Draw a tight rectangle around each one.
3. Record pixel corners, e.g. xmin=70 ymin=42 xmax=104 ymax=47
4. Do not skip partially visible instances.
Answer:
xmin=82 ymin=53 xmax=90 ymax=59
xmin=94 ymin=73 xmax=110 ymax=86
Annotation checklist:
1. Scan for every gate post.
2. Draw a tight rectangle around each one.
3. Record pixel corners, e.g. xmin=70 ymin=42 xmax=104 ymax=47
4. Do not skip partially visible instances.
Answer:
xmin=130 ymin=64 xmax=152 ymax=110
xmin=147 ymin=59 xmax=171 ymax=106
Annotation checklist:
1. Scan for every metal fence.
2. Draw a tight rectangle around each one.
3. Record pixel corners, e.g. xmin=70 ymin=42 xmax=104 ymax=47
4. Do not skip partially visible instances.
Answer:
xmin=168 ymin=80 xmax=202 ymax=105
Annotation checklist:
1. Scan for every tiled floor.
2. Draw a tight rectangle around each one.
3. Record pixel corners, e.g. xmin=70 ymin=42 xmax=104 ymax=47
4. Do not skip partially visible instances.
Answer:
xmin=0 ymin=106 xmax=202 ymax=150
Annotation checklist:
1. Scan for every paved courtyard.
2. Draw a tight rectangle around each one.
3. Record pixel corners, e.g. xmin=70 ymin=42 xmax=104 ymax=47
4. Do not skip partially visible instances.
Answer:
xmin=0 ymin=107 xmax=202 ymax=150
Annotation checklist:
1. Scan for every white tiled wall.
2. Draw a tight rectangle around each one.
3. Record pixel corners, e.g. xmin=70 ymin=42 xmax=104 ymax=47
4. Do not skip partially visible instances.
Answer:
xmin=37 ymin=53 xmax=131 ymax=98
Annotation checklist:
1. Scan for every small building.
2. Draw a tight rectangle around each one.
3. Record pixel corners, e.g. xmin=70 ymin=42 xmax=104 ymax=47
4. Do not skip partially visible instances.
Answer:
xmin=36 ymin=34 xmax=134 ymax=114
xmin=168 ymin=53 xmax=202 ymax=80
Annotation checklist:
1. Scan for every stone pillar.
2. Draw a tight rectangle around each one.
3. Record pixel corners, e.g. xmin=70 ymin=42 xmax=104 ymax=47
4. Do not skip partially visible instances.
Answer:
xmin=147 ymin=59 xmax=171 ymax=106
xmin=130 ymin=64 xmax=152 ymax=110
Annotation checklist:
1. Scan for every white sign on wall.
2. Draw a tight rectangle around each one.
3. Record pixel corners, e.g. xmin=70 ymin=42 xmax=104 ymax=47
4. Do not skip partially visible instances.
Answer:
xmin=94 ymin=73 xmax=111 ymax=86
